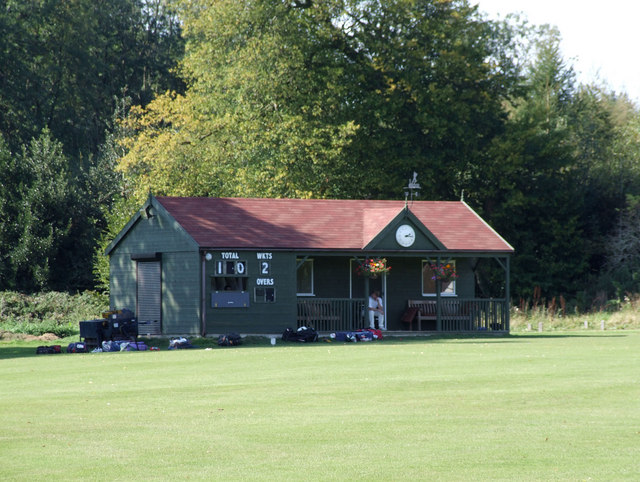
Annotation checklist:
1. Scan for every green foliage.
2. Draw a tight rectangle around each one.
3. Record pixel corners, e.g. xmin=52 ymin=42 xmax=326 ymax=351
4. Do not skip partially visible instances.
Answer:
xmin=476 ymin=26 xmax=588 ymax=299
xmin=0 ymin=0 xmax=184 ymax=292
xmin=0 ymin=0 xmax=184 ymax=157
xmin=603 ymin=195 xmax=640 ymax=295
xmin=89 ymin=99 xmax=140 ymax=292
xmin=0 ymin=291 xmax=109 ymax=337
xmin=93 ymin=195 xmax=140 ymax=292
xmin=337 ymin=0 xmax=517 ymax=199
xmin=118 ymin=0 xmax=517 ymax=201
xmin=0 ymin=131 xmax=74 ymax=291
xmin=120 ymin=0 xmax=362 ymax=200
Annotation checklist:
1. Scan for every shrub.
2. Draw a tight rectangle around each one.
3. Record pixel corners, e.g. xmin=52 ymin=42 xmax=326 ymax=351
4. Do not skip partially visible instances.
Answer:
xmin=0 ymin=291 xmax=109 ymax=337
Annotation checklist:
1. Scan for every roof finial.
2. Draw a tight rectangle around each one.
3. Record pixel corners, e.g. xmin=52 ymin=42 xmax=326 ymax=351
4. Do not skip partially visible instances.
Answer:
xmin=460 ymin=189 xmax=465 ymax=202
xmin=403 ymin=171 xmax=421 ymax=209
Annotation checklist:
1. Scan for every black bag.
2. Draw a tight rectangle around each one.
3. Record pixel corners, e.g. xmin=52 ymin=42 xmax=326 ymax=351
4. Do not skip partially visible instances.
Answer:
xmin=282 ymin=327 xmax=318 ymax=343
xmin=36 ymin=345 xmax=61 ymax=354
xmin=218 ymin=333 xmax=242 ymax=346
xmin=66 ymin=342 xmax=87 ymax=353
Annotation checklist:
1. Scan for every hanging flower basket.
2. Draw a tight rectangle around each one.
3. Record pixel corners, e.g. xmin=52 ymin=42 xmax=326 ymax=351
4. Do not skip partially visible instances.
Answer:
xmin=430 ymin=262 xmax=458 ymax=284
xmin=356 ymin=258 xmax=391 ymax=278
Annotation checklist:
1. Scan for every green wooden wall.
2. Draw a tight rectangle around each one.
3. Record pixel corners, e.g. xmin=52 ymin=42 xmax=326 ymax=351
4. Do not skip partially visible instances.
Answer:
xmin=108 ymin=200 xmax=502 ymax=335
xmin=204 ymin=251 xmax=298 ymax=334
xmin=109 ymin=253 xmax=137 ymax=313
xmin=383 ymin=257 xmax=474 ymax=330
xmin=201 ymin=252 xmax=479 ymax=333
xmin=162 ymin=252 xmax=201 ymax=334
xmin=109 ymin=210 xmax=201 ymax=335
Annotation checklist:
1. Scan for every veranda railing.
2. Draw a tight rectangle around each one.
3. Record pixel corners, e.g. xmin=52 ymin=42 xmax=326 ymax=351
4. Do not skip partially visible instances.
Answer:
xmin=296 ymin=297 xmax=509 ymax=332
xmin=297 ymin=298 xmax=366 ymax=332
xmin=439 ymin=298 xmax=509 ymax=332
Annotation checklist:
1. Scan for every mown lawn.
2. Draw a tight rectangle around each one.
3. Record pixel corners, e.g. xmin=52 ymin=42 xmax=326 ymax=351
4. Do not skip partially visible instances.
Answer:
xmin=1 ymin=333 xmax=638 ymax=480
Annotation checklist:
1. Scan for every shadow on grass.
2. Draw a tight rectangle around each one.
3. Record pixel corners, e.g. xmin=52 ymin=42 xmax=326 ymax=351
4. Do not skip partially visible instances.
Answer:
xmin=0 ymin=332 xmax=632 ymax=360
xmin=0 ymin=346 xmax=48 ymax=360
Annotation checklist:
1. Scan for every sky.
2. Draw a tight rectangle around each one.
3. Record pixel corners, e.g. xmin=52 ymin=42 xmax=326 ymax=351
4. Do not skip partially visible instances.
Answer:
xmin=474 ymin=0 xmax=640 ymax=103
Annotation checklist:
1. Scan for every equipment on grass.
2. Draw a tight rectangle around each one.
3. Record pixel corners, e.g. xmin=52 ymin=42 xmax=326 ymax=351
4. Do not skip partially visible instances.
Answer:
xmin=79 ymin=308 xmax=138 ymax=349
xmin=67 ymin=342 xmax=87 ymax=353
xmin=168 ymin=337 xmax=196 ymax=349
xmin=282 ymin=326 xmax=318 ymax=343
xmin=217 ymin=333 xmax=242 ymax=346
xmin=36 ymin=345 xmax=62 ymax=354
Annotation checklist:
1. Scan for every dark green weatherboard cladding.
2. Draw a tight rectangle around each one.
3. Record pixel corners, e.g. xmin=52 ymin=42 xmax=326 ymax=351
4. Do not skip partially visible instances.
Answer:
xmin=108 ymin=205 xmax=201 ymax=335
xmin=364 ymin=210 xmax=445 ymax=252
xmin=313 ymin=256 xmax=352 ymax=298
xmin=162 ymin=252 xmax=201 ymax=334
xmin=204 ymin=251 xmax=297 ymax=334
xmin=204 ymin=253 xmax=477 ymax=333
xmin=382 ymin=257 xmax=474 ymax=330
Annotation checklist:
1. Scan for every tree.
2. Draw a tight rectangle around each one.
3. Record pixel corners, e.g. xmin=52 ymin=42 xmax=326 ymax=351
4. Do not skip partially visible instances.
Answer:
xmin=119 ymin=0 xmax=360 ymax=201
xmin=118 ymin=0 xmax=518 ymax=202
xmin=0 ymin=131 xmax=74 ymax=291
xmin=0 ymin=0 xmax=184 ymax=291
xmin=336 ymin=0 xmax=517 ymax=199
xmin=0 ymin=0 xmax=184 ymax=158
xmin=92 ymin=100 xmax=141 ymax=291
xmin=0 ymin=136 xmax=18 ymax=287
xmin=477 ymin=26 xmax=588 ymax=299
xmin=605 ymin=195 xmax=640 ymax=296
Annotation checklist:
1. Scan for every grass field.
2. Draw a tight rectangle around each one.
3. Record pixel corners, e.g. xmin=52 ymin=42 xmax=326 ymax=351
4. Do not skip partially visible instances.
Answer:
xmin=1 ymin=332 xmax=639 ymax=481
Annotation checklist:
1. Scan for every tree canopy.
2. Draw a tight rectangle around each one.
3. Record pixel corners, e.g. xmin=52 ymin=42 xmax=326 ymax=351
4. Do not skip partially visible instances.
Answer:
xmin=115 ymin=1 xmax=640 ymax=305
xmin=1 ymin=0 xmax=640 ymax=308
xmin=118 ymin=0 xmax=518 ymax=202
xmin=0 ymin=0 xmax=183 ymax=291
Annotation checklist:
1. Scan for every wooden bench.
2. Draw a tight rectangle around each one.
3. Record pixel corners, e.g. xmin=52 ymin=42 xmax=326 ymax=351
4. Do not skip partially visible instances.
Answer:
xmin=297 ymin=301 xmax=341 ymax=331
xmin=404 ymin=300 xmax=472 ymax=331
xmin=404 ymin=300 xmax=437 ymax=331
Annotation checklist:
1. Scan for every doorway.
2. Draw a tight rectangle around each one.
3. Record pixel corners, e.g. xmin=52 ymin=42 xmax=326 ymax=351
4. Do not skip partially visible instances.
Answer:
xmin=350 ymin=260 xmax=386 ymax=330
xmin=137 ymin=261 xmax=161 ymax=327
xmin=368 ymin=275 xmax=387 ymax=330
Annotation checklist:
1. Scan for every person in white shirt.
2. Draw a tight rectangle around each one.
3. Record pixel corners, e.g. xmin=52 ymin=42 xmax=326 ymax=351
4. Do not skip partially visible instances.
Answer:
xmin=368 ymin=291 xmax=385 ymax=330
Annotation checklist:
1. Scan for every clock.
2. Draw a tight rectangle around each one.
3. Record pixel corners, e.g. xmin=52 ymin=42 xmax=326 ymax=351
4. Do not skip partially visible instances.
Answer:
xmin=395 ymin=224 xmax=416 ymax=247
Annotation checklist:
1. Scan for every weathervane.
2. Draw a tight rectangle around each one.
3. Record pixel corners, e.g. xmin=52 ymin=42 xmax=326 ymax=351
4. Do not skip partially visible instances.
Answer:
xmin=404 ymin=171 xmax=421 ymax=208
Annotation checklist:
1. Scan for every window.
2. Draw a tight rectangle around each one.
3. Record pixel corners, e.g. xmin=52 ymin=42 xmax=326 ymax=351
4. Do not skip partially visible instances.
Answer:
xmin=296 ymin=258 xmax=314 ymax=295
xmin=254 ymin=287 xmax=276 ymax=303
xmin=422 ymin=260 xmax=456 ymax=296
xmin=212 ymin=276 xmax=248 ymax=292
xmin=212 ymin=259 xmax=248 ymax=293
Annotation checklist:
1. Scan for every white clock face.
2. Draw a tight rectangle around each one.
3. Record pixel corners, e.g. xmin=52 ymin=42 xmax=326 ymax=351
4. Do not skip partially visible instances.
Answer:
xmin=395 ymin=224 xmax=416 ymax=247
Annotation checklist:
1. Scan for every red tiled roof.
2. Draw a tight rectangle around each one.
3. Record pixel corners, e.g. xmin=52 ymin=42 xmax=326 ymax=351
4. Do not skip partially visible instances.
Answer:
xmin=155 ymin=197 xmax=513 ymax=252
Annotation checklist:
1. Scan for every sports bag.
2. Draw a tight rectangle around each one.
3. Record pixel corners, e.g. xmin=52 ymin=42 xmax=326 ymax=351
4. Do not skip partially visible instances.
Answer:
xmin=355 ymin=331 xmax=373 ymax=341
xmin=358 ymin=328 xmax=383 ymax=340
xmin=168 ymin=337 xmax=196 ymax=349
xmin=66 ymin=342 xmax=87 ymax=353
xmin=282 ymin=327 xmax=318 ymax=343
xmin=332 ymin=332 xmax=357 ymax=342
xmin=123 ymin=341 xmax=148 ymax=351
xmin=218 ymin=333 xmax=242 ymax=346
xmin=36 ymin=345 xmax=62 ymax=354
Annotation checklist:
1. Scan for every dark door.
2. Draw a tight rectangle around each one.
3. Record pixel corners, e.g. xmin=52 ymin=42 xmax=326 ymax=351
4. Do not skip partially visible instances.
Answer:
xmin=137 ymin=261 xmax=161 ymax=331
